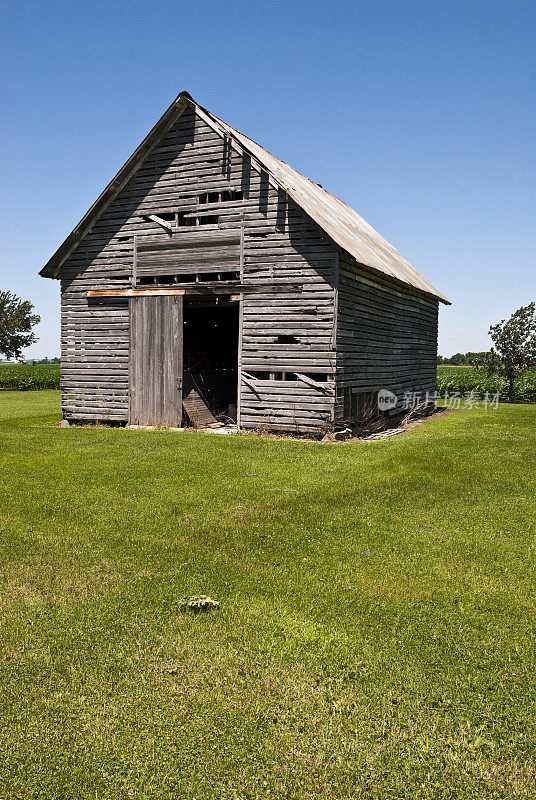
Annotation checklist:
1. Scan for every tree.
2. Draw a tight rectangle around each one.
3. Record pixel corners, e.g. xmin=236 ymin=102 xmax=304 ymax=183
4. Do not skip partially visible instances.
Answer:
xmin=465 ymin=351 xmax=487 ymax=367
xmin=478 ymin=349 xmax=502 ymax=377
xmin=0 ymin=291 xmax=40 ymax=360
xmin=488 ymin=302 xmax=536 ymax=403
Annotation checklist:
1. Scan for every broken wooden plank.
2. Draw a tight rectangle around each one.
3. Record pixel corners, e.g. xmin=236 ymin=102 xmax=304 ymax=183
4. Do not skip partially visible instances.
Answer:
xmin=295 ymin=372 xmax=331 ymax=392
xmin=144 ymin=214 xmax=173 ymax=232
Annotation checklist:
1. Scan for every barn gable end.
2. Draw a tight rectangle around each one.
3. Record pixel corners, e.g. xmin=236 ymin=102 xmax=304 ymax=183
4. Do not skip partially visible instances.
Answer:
xmin=58 ymin=104 xmax=339 ymax=431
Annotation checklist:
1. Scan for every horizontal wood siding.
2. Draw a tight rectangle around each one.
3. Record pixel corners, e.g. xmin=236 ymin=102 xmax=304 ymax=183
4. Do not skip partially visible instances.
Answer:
xmin=335 ymin=262 xmax=439 ymax=420
xmin=136 ymin=231 xmax=240 ymax=274
xmin=59 ymin=106 xmax=337 ymax=431
xmin=60 ymin=291 xmax=130 ymax=420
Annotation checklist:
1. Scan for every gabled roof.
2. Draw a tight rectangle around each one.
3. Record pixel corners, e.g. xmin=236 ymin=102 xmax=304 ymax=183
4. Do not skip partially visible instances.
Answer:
xmin=40 ymin=92 xmax=450 ymax=304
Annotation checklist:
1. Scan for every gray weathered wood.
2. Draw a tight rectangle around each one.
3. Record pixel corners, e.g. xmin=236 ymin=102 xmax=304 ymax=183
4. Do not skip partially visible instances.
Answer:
xmin=129 ymin=295 xmax=182 ymax=426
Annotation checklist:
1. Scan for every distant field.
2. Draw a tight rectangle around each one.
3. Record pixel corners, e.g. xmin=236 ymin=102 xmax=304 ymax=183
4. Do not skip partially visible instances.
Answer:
xmin=437 ymin=366 xmax=536 ymax=403
xmin=0 ymin=363 xmax=60 ymax=390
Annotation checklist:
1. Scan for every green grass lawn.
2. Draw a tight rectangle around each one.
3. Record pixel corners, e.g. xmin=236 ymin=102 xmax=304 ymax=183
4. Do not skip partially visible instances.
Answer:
xmin=1 ymin=391 xmax=535 ymax=799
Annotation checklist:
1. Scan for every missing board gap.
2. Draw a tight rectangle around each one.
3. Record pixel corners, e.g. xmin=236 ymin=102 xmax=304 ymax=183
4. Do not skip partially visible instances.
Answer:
xmin=137 ymin=271 xmax=239 ymax=287
xmin=177 ymin=212 xmax=196 ymax=227
xmin=276 ymin=335 xmax=299 ymax=344
xmin=300 ymin=372 xmax=330 ymax=383
xmin=198 ymin=190 xmax=244 ymax=205
xmin=177 ymin=212 xmax=219 ymax=227
xmin=246 ymin=371 xmax=331 ymax=383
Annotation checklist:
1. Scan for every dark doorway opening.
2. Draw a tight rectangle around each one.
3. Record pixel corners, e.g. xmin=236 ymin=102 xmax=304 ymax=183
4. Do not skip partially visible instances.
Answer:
xmin=182 ymin=298 xmax=239 ymax=427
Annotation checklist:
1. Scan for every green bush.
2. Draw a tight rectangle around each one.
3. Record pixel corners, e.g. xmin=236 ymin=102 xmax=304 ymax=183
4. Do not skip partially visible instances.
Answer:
xmin=437 ymin=366 xmax=536 ymax=403
xmin=0 ymin=364 xmax=60 ymax=391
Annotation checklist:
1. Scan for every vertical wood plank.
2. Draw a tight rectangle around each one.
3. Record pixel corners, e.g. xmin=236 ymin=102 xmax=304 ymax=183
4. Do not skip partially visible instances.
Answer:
xmin=239 ymin=218 xmax=244 ymax=281
xmin=331 ymin=251 xmax=339 ymax=352
xmin=129 ymin=298 xmax=137 ymax=423
xmin=132 ymin=235 xmax=137 ymax=288
xmin=237 ymin=295 xmax=244 ymax=428
xmin=176 ymin=295 xmax=183 ymax=426
xmin=129 ymin=295 xmax=182 ymax=427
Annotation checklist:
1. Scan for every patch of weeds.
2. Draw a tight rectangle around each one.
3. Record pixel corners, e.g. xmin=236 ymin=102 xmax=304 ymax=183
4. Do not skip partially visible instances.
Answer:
xmin=179 ymin=595 xmax=220 ymax=613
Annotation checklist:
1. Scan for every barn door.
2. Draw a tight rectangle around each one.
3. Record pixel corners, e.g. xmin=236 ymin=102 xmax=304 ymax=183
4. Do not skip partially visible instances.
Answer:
xmin=129 ymin=295 xmax=183 ymax=426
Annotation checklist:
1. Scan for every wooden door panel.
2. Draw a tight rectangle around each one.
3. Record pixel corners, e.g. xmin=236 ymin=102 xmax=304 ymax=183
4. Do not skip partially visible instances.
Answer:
xmin=129 ymin=295 xmax=182 ymax=426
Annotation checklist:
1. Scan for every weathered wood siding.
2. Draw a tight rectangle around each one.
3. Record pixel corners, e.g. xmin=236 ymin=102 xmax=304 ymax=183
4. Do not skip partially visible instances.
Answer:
xmin=334 ymin=262 xmax=439 ymax=420
xmin=60 ymin=295 xmax=130 ymax=420
xmin=59 ymin=106 xmax=338 ymax=431
xmin=239 ymin=174 xmax=337 ymax=433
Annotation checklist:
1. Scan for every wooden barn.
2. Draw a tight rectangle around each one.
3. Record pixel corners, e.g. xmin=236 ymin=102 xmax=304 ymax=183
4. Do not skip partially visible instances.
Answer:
xmin=40 ymin=91 xmax=450 ymax=435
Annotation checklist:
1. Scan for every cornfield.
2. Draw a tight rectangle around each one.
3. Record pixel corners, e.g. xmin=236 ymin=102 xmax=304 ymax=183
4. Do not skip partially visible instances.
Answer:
xmin=437 ymin=366 xmax=536 ymax=403
xmin=0 ymin=364 xmax=60 ymax=390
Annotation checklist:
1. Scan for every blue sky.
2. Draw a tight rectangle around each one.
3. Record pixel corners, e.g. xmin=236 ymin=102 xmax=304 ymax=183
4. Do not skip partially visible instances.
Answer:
xmin=1 ymin=0 xmax=534 ymax=358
